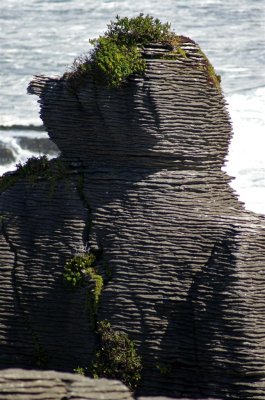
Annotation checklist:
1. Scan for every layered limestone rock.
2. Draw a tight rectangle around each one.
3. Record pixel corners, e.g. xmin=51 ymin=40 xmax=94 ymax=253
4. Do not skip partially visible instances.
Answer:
xmin=1 ymin=39 xmax=265 ymax=400
xmin=0 ymin=368 xmax=133 ymax=400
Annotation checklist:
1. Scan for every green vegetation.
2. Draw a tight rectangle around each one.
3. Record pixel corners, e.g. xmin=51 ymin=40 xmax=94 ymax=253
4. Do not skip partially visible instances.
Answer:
xmin=0 ymin=156 xmax=69 ymax=193
xmin=9 ymin=155 xmax=50 ymax=178
xmin=105 ymin=14 xmax=172 ymax=45
xmin=63 ymin=253 xmax=104 ymax=327
xmin=65 ymin=14 xmax=221 ymax=92
xmin=63 ymin=253 xmax=96 ymax=288
xmin=0 ymin=156 xmax=48 ymax=192
xmin=73 ymin=366 xmax=85 ymax=376
xmin=63 ymin=252 xmax=140 ymax=388
xmin=89 ymin=37 xmax=145 ymax=87
xmin=91 ymin=320 xmax=142 ymax=391
xmin=65 ymin=14 xmax=187 ymax=88
xmin=198 ymin=49 xmax=222 ymax=92
xmin=86 ymin=267 xmax=104 ymax=328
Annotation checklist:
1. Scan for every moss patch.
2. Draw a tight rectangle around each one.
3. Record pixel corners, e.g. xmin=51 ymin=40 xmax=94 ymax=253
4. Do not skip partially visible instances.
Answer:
xmin=91 ymin=320 xmax=142 ymax=391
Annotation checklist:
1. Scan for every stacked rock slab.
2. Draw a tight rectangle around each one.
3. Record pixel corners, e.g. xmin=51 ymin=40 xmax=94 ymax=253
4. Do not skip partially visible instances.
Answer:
xmin=0 ymin=369 xmax=133 ymax=400
xmin=1 ymin=39 xmax=265 ymax=399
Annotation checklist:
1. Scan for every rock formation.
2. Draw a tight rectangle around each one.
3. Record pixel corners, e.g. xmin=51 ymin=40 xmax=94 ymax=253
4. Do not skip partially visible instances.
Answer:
xmin=1 ymin=23 xmax=265 ymax=400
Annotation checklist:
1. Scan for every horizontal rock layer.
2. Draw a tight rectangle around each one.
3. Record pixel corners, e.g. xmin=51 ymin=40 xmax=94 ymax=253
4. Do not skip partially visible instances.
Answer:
xmin=0 ymin=369 xmax=133 ymax=400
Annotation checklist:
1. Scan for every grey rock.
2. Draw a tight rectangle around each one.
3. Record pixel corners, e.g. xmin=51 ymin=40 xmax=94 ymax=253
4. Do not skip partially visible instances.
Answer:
xmin=1 ymin=41 xmax=265 ymax=399
xmin=0 ymin=368 xmax=133 ymax=400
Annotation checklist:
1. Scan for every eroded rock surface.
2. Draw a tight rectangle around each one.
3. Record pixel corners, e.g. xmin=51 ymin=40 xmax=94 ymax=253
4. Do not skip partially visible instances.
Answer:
xmin=1 ymin=41 xmax=265 ymax=399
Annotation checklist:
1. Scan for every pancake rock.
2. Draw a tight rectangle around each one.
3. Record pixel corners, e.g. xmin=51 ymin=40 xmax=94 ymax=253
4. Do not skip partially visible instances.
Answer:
xmin=0 ymin=368 xmax=133 ymax=400
xmin=1 ymin=36 xmax=265 ymax=399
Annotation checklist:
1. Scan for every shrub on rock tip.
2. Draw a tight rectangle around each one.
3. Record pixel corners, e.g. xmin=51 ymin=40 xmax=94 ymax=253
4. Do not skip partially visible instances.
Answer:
xmin=65 ymin=14 xmax=221 ymax=92
xmin=67 ymin=14 xmax=181 ymax=88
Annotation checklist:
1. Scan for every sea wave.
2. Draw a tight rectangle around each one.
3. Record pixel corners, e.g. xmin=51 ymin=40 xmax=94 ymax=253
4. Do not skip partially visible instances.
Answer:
xmin=0 ymin=127 xmax=58 ymax=176
xmin=224 ymin=86 xmax=265 ymax=214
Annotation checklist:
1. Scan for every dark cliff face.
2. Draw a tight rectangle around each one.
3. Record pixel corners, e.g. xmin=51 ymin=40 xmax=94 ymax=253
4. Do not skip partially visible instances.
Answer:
xmin=1 ymin=41 xmax=265 ymax=399
xmin=0 ymin=178 xmax=95 ymax=370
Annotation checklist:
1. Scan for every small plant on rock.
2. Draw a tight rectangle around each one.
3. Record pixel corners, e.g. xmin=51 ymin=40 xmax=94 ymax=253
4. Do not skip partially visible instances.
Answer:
xmin=91 ymin=320 xmax=142 ymax=391
xmin=67 ymin=14 xmax=180 ymax=88
xmin=89 ymin=36 xmax=145 ymax=87
xmin=63 ymin=253 xmax=96 ymax=288
xmin=105 ymin=14 xmax=172 ymax=45
xmin=73 ymin=366 xmax=85 ymax=376
xmin=63 ymin=253 xmax=104 ymax=327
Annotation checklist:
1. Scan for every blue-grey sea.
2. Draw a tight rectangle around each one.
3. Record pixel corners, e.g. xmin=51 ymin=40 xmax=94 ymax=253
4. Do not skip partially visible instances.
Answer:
xmin=0 ymin=0 xmax=264 ymax=213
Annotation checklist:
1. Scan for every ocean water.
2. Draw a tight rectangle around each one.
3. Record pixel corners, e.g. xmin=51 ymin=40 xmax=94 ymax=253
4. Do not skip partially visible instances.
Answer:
xmin=0 ymin=0 xmax=264 ymax=213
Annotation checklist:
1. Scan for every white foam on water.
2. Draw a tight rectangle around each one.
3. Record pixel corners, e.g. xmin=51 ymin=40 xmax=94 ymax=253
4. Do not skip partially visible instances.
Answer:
xmin=224 ymin=87 xmax=265 ymax=215
xmin=0 ymin=130 xmax=51 ymax=176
